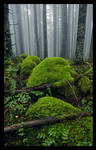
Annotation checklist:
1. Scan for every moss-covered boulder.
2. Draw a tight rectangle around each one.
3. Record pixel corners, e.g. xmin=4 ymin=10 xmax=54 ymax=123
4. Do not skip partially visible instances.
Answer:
xmin=20 ymin=56 xmax=41 ymax=79
xmin=78 ymin=76 xmax=91 ymax=94
xmin=26 ymin=57 xmax=77 ymax=88
xmin=25 ymin=96 xmax=81 ymax=120
xmin=17 ymin=53 xmax=28 ymax=64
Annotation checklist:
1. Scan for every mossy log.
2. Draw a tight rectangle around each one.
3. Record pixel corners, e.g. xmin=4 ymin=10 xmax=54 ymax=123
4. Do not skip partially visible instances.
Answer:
xmin=4 ymin=112 xmax=92 ymax=134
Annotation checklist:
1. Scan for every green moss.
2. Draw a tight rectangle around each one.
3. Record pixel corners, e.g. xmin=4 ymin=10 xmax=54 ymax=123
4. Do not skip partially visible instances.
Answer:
xmin=85 ymin=67 xmax=93 ymax=79
xmin=20 ymin=56 xmax=41 ymax=79
xmin=22 ymin=116 xmax=93 ymax=146
xmin=21 ymin=60 xmax=36 ymax=78
xmin=68 ymin=116 xmax=93 ymax=146
xmin=26 ymin=56 xmax=41 ymax=65
xmin=78 ymin=76 xmax=91 ymax=94
xmin=17 ymin=53 xmax=28 ymax=64
xmin=20 ymin=53 xmax=28 ymax=58
xmin=90 ymin=87 xmax=93 ymax=95
xmin=25 ymin=96 xmax=81 ymax=120
xmin=26 ymin=57 xmax=77 ymax=88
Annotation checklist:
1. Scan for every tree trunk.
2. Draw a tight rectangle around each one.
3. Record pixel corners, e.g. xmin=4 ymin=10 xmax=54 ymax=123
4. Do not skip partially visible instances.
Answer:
xmin=53 ymin=5 xmax=57 ymax=56
xmin=60 ymin=4 xmax=67 ymax=58
xmin=75 ymin=4 xmax=87 ymax=62
xmin=43 ymin=4 xmax=48 ymax=57
xmin=33 ymin=4 xmax=39 ymax=56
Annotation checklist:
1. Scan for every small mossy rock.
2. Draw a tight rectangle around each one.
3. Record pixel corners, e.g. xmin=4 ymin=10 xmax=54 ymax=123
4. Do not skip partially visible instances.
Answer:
xmin=26 ymin=57 xmax=77 ymax=88
xmin=17 ymin=53 xmax=28 ymax=64
xmin=21 ymin=60 xmax=36 ymax=78
xmin=20 ymin=56 xmax=41 ymax=79
xmin=78 ymin=76 xmax=91 ymax=94
xmin=25 ymin=96 xmax=81 ymax=120
xmin=26 ymin=56 xmax=41 ymax=65
xmin=20 ymin=53 xmax=28 ymax=58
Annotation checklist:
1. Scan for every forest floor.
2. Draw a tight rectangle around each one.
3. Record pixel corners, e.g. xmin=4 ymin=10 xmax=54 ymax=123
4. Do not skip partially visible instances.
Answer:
xmin=4 ymin=55 xmax=93 ymax=146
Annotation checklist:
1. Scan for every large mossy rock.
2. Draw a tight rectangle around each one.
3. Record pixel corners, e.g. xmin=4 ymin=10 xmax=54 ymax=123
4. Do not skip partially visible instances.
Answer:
xmin=20 ymin=56 xmax=41 ymax=79
xmin=25 ymin=96 xmax=81 ymax=120
xmin=26 ymin=57 xmax=77 ymax=88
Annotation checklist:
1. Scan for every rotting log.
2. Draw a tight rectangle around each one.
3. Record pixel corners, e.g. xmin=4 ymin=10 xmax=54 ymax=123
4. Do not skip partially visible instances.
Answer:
xmin=4 ymin=112 xmax=92 ymax=134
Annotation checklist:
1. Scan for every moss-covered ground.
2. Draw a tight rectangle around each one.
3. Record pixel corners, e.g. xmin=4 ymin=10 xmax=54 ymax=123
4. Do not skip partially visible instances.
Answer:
xmin=4 ymin=55 xmax=93 ymax=146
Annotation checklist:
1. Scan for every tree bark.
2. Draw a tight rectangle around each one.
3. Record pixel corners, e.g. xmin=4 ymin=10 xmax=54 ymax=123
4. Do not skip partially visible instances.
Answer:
xmin=43 ymin=4 xmax=48 ymax=57
xmin=33 ymin=4 xmax=39 ymax=56
xmin=4 ymin=112 xmax=92 ymax=134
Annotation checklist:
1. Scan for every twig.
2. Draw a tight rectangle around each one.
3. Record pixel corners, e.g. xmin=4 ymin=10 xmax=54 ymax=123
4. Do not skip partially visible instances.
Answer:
xmin=66 ymin=80 xmax=79 ymax=105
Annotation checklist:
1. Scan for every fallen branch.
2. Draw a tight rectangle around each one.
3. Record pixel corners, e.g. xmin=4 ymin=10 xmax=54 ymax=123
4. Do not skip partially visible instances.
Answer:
xmin=4 ymin=83 xmax=52 ymax=94
xmin=4 ymin=112 xmax=92 ymax=134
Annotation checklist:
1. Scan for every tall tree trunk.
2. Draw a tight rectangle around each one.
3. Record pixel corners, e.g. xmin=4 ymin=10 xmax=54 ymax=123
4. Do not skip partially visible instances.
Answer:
xmin=60 ymin=4 xmax=67 ymax=58
xmin=43 ymin=4 xmax=48 ymax=58
xmin=53 ymin=5 xmax=57 ymax=56
xmin=75 ymin=4 xmax=87 ymax=63
xmin=37 ymin=4 xmax=42 ymax=58
xmin=4 ymin=4 xmax=12 ymax=56
xmin=33 ymin=4 xmax=39 ymax=56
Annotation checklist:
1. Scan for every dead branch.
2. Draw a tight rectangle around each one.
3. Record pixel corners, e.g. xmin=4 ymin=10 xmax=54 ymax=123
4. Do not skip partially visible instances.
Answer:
xmin=4 ymin=83 xmax=52 ymax=94
xmin=4 ymin=112 xmax=92 ymax=134
xmin=66 ymin=80 xmax=79 ymax=105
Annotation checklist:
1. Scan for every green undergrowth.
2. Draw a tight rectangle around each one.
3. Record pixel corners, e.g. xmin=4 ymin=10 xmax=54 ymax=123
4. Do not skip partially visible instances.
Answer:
xmin=4 ymin=92 xmax=31 ymax=126
xmin=70 ymin=61 xmax=92 ymax=75
xmin=6 ymin=116 xmax=93 ymax=146
xmin=4 ymin=56 xmax=93 ymax=146
xmin=27 ymin=57 xmax=78 ymax=88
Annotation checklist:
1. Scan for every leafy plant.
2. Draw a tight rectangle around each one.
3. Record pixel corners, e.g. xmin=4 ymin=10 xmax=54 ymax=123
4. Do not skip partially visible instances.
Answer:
xmin=81 ymin=98 xmax=93 ymax=113
xmin=31 ymin=90 xmax=44 ymax=97
xmin=47 ymin=87 xmax=52 ymax=96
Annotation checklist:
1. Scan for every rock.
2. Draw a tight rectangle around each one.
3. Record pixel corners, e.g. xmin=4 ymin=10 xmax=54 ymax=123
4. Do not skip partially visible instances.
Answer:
xmin=25 ymin=96 xmax=81 ymax=120
xmin=26 ymin=57 xmax=77 ymax=88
